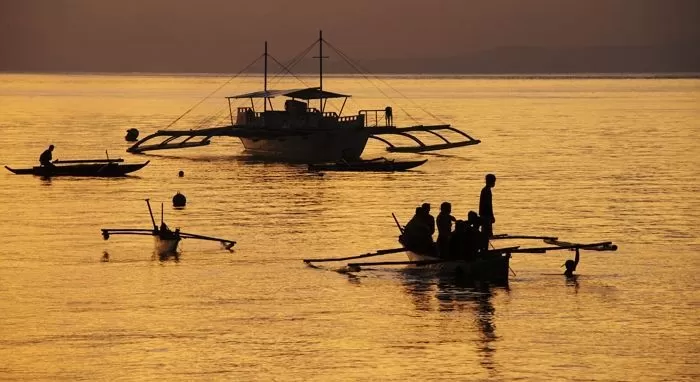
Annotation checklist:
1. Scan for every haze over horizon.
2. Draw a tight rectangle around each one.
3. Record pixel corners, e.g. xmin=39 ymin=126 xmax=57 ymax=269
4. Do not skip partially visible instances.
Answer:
xmin=1 ymin=0 xmax=698 ymax=74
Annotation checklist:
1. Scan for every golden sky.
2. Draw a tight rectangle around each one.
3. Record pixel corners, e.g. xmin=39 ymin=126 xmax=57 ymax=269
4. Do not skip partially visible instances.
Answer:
xmin=1 ymin=0 xmax=698 ymax=73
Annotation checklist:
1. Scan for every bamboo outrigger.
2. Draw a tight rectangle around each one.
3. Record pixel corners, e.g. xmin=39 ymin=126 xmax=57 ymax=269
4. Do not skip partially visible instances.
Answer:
xmin=303 ymin=231 xmax=617 ymax=284
xmin=101 ymin=199 xmax=236 ymax=257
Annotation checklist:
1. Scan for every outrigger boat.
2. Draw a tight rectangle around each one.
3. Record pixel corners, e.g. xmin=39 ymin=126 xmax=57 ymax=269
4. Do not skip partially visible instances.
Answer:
xmin=5 ymin=158 xmax=149 ymax=177
xmin=303 ymin=219 xmax=617 ymax=284
xmin=307 ymin=157 xmax=427 ymax=172
xmin=127 ymin=31 xmax=480 ymax=163
xmin=101 ymin=199 xmax=236 ymax=257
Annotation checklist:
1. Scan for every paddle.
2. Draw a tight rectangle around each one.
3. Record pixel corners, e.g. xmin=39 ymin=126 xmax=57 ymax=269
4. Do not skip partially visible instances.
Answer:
xmin=145 ymin=199 xmax=157 ymax=230
xmin=391 ymin=213 xmax=404 ymax=234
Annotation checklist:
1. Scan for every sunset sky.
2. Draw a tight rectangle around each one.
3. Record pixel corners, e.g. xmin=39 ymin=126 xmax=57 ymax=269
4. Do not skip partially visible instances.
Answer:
xmin=1 ymin=0 xmax=698 ymax=73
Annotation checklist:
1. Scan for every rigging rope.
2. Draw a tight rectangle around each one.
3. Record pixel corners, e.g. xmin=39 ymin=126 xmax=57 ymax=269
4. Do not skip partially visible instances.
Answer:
xmin=165 ymin=54 xmax=264 ymax=129
xmin=324 ymin=40 xmax=447 ymax=125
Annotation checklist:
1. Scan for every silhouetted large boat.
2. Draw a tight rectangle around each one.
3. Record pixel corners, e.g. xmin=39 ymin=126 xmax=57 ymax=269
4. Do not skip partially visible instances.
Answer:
xmin=5 ymin=158 xmax=149 ymax=177
xmin=127 ymin=31 xmax=481 ymax=163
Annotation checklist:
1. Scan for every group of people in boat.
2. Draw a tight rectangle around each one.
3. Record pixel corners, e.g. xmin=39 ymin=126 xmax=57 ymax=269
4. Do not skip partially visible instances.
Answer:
xmin=400 ymin=174 xmax=497 ymax=260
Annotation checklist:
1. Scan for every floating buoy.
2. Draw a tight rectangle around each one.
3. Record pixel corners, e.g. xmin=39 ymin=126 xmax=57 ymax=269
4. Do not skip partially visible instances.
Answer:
xmin=125 ymin=128 xmax=139 ymax=142
xmin=178 ymin=170 xmax=184 ymax=177
xmin=172 ymin=191 xmax=187 ymax=208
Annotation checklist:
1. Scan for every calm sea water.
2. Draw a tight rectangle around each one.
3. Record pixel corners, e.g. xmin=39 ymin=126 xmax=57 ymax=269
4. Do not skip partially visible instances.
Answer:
xmin=0 ymin=74 xmax=698 ymax=381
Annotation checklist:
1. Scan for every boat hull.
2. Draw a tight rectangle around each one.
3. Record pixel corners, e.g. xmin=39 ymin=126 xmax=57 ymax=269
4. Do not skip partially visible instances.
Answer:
xmin=155 ymin=236 xmax=180 ymax=256
xmin=5 ymin=161 xmax=149 ymax=177
xmin=308 ymin=159 xmax=427 ymax=172
xmin=239 ymin=128 xmax=370 ymax=163
xmin=405 ymin=250 xmax=510 ymax=283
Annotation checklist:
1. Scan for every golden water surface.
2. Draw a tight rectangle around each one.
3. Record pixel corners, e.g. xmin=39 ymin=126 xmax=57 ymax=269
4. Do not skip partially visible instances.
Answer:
xmin=0 ymin=74 xmax=698 ymax=381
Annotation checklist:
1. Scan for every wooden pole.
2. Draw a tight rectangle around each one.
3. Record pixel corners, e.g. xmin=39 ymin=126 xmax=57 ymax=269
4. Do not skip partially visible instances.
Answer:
xmin=391 ymin=213 xmax=404 ymax=234
xmin=303 ymin=247 xmax=405 ymax=263
xmin=347 ymin=259 xmax=444 ymax=267
xmin=145 ymin=199 xmax=157 ymax=230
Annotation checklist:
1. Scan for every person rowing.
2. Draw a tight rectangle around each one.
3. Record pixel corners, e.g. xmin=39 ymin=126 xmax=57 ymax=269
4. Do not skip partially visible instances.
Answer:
xmin=39 ymin=144 xmax=55 ymax=169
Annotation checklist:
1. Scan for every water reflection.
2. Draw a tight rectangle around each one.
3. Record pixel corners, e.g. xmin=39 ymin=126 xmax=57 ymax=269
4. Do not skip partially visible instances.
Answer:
xmin=565 ymin=274 xmax=580 ymax=292
xmin=399 ymin=268 xmax=507 ymax=375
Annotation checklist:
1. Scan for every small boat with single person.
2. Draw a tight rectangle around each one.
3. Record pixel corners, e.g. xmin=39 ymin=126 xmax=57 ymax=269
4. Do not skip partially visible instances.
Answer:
xmin=307 ymin=157 xmax=427 ymax=172
xmin=5 ymin=158 xmax=149 ymax=177
xmin=101 ymin=199 xmax=236 ymax=257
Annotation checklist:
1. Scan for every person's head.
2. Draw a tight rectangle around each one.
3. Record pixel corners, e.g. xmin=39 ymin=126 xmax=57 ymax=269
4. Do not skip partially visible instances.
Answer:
xmin=48 ymin=144 xmax=54 ymax=151
xmin=440 ymin=201 xmax=451 ymax=214
xmin=563 ymin=259 xmax=576 ymax=275
xmin=178 ymin=170 xmax=184 ymax=177
xmin=485 ymin=173 xmax=496 ymax=187
xmin=421 ymin=203 xmax=431 ymax=213
xmin=467 ymin=211 xmax=481 ymax=225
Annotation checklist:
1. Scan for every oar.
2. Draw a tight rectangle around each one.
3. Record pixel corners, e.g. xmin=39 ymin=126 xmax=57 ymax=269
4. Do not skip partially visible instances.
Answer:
xmin=145 ymin=199 xmax=157 ymax=230
xmin=391 ymin=213 xmax=404 ymax=234
xmin=303 ymin=247 xmax=405 ymax=263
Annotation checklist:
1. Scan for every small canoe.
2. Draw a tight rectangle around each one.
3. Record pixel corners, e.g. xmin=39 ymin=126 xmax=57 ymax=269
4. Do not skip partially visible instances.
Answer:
xmin=5 ymin=160 xmax=149 ymax=177
xmin=308 ymin=158 xmax=427 ymax=172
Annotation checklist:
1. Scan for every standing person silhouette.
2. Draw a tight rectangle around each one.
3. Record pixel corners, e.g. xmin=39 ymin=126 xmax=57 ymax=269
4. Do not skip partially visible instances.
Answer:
xmin=479 ymin=174 xmax=497 ymax=240
xmin=39 ymin=145 xmax=55 ymax=168
xmin=385 ymin=106 xmax=393 ymax=126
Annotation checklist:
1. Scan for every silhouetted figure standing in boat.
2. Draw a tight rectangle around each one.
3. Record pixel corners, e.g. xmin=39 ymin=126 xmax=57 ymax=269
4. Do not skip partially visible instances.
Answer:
xmin=563 ymin=248 xmax=580 ymax=277
xmin=39 ymin=144 xmax=55 ymax=168
xmin=436 ymin=201 xmax=456 ymax=258
xmin=479 ymin=174 xmax=497 ymax=240
xmin=385 ymin=106 xmax=393 ymax=126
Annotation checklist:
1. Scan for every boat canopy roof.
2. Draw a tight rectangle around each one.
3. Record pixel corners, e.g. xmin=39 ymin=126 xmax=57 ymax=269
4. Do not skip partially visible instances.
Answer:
xmin=226 ymin=87 xmax=350 ymax=100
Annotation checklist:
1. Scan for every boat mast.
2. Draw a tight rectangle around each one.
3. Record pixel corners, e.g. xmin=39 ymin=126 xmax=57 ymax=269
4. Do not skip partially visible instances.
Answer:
xmin=264 ymin=41 xmax=268 ymax=112
xmin=315 ymin=30 xmax=328 ymax=112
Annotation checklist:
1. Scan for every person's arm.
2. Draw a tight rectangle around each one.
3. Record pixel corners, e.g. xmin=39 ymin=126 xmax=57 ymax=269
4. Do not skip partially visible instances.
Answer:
xmin=573 ymin=248 xmax=580 ymax=270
